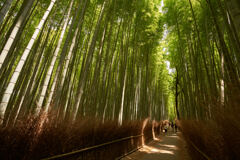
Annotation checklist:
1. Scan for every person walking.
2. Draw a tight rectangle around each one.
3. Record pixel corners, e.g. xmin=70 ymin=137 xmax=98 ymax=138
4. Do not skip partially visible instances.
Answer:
xmin=164 ymin=123 xmax=168 ymax=133
xmin=174 ymin=122 xmax=178 ymax=132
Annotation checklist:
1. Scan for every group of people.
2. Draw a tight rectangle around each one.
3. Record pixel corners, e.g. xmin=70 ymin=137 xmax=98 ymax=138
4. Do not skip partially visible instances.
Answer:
xmin=163 ymin=120 xmax=178 ymax=133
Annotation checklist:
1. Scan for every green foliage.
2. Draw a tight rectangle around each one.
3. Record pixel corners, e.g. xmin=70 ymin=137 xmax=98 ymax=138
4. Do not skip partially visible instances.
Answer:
xmin=163 ymin=0 xmax=240 ymax=120
xmin=0 ymin=0 xmax=174 ymax=125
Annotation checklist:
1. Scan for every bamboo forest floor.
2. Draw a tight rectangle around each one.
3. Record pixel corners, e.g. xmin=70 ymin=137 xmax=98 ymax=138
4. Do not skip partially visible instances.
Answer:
xmin=122 ymin=131 xmax=191 ymax=160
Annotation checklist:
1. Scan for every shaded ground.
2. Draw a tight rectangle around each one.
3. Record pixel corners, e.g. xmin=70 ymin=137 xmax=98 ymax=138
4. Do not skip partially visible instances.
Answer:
xmin=122 ymin=132 xmax=191 ymax=160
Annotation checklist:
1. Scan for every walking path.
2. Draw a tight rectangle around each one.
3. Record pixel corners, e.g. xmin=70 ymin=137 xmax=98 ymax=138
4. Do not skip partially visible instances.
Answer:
xmin=122 ymin=132 xmax=191 ymax=160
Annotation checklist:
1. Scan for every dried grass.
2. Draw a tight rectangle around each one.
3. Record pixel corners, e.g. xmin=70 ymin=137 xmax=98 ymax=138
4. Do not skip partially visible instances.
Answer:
xmin=0 ymin=114 xmax=158 ymax=160
xmin=180 ymin=88 xmax=240 ymax=160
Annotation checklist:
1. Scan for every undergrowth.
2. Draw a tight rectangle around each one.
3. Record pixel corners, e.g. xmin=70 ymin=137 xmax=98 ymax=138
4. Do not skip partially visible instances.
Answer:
xmin=0 ymin=114 xmax=157 ymax=160
xmin=180 ymin=89 xmax=240 ymax=160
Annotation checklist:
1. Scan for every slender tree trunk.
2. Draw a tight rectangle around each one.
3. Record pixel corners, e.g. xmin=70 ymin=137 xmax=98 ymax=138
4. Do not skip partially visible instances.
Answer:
xmin=0 ymin=0 xmax=56 ymax=121
xmin=49 ymin=0 xmax=88 ymax=111
xmin=0 ymin=0 xmax=35 ymax=69
xmin=226 ymin=0 xmax=240 ymax=30
xmin=0 ymin=0 xmax=14 ymax=25
xmin=220 ymin=53 xmax=224 ymax=106
xmin=118 ymin=68 xmax=127 ymax=125
xmin=188 ymin=0 xmax=212 ymax=94
xmin=175 ymin=70 xmax=180 ymax=120
xmin=206 ymin=0 xmax=239 ymax=86
xmin=5 ymin=26 xmax=52 ymax=126
xmin=72 ymin=1 xmax=106 ymax=121
xmin=36 ymin=0 xmax=73 ymax=113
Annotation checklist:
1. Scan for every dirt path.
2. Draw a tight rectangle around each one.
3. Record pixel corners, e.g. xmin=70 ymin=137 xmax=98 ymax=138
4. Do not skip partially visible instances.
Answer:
xmin=122 ymin=132 xmax=191 ymax=160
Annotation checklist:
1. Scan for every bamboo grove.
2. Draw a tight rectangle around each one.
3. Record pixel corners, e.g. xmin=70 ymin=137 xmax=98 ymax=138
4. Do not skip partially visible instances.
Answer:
xmin=164 ymin=0 xmax=240 ymax=120
xmin=0 ymin=0 xmax=172 ymax=126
